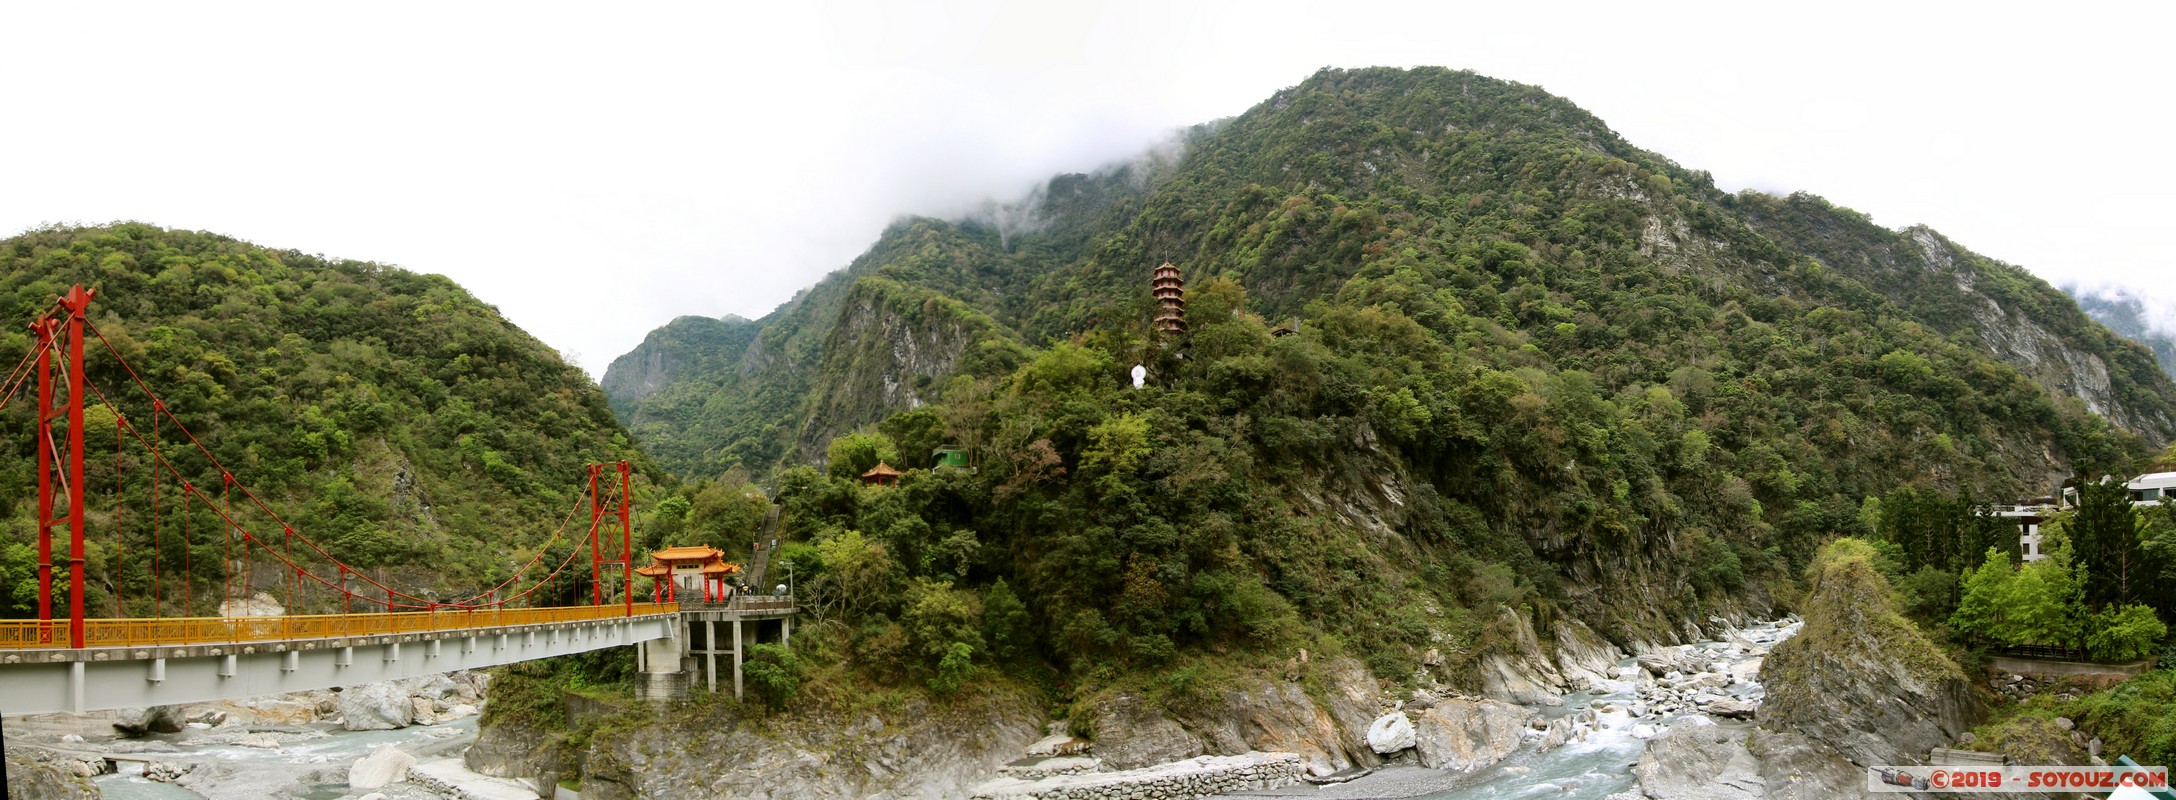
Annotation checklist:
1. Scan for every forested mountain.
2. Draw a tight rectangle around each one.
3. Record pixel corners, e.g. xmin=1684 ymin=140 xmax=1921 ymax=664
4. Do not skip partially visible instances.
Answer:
xmin=602 ymin=67 xmax=2176 ymax=685
xmin=2069 ymin=284 xmax=2176 ymax=381
xmin=0 ymin=224 xmax=649 ymax=616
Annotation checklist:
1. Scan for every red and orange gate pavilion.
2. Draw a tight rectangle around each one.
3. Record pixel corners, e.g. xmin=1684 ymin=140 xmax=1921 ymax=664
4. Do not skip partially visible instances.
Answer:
xmin=636 ymin=546 xmax=741 ymax=603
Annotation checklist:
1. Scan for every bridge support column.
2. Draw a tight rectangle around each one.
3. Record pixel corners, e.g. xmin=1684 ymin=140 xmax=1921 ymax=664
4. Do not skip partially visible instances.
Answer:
xmin=732 ymin=618 xmax=743 ymax=700
xmin=705 ymin=620 xmax=716 ymax=694
xmin=68 ymin=661 xmax=84 ymax=713
xmin=783 ymin=616 xmax=791 ymax=648
xmin=636 ymin=621 xmax=687 ymax=703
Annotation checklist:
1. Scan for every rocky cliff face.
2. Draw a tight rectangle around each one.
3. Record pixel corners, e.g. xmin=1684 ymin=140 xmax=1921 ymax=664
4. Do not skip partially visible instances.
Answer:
xmin=484 ymin=685 xmax=1042 ymax=800
xmin=1734 ymin=194 xmax=2176 ymax=448
xmin=1087 ymin=658 xmax=1382 ymax=777
xmin=1752 ymin=539 xmax=1983 ymax=799
xmin=601 ymin=314 xmax=761 ymax=417
xmin=2070 ymin=284 xmax=2176 ymax=382
xmin=795 ymin=279 xmax=999 ymax=460
xmin=1924 ymin=228 xmax=2171 ymax=439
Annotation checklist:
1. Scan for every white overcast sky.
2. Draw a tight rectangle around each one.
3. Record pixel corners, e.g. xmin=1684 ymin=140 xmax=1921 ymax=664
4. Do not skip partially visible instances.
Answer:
xmin=3 ymin=2 xmax=2171 ymax=377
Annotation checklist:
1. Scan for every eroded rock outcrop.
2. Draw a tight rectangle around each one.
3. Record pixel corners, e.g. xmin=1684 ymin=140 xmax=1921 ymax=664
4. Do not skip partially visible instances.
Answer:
xmin=4 ymin=752 xmax=102 ymax=799
xmin=1408 ymin=698 xmax=1530 ymax=771
xmin=1633 ymin=716 xmax=1763 ymax=800
xmin=1469 ymin=606 xmax=1632 ymax=706
xmin=1092 ymin=693 xmax=1208 ymax=769
xmin=580 ymin=686 xmax=1043 ymax=799
xmin=1753 ymin=539 xmax=1984 ymax=800
xmin=1089 ymin=658 xmax=1382 ymax=778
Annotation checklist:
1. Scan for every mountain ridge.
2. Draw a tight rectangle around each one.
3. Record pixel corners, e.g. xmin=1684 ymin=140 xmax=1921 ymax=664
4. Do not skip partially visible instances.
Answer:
xmin=609 ymin=67 xmax=2175 ymax=485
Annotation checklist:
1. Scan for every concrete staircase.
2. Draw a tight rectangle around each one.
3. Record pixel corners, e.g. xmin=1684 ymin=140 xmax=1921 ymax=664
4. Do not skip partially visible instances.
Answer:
xmin=742 ymin=504 xmax=781 ymax=591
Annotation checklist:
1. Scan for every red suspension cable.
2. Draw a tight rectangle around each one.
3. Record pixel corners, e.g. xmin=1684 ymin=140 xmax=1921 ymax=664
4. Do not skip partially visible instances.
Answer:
xmin=151 ymin=409 xmax=160 ymax=612
xmin=115 ymin=415 xmax=124 ymax=617
xmin=0 ymin=337 xmax=46 ymax=413
xmin=447 ymin=481 xmax=592 ymax=606
xmin=74 ymin=357 xmax=622 ymax=614
xmin=85 ymin=378 xmax=445 ymax=610
xmin=221 ymin=476 xmax=232 ymax=610
xmin=181 ymin=489 xmax=191 ymax=615
xmin=85 ymin=321 xmax=440 ymax=608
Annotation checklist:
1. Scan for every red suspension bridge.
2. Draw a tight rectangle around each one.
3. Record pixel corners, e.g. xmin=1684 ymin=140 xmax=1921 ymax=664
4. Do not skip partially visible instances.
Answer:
xmin=0 ymin=286 xmax=772 ymax=714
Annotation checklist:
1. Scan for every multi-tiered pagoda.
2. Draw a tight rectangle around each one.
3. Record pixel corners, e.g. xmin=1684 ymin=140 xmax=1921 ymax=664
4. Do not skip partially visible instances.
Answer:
xmin=1152 ymin=262 xmax=1186 ymax=336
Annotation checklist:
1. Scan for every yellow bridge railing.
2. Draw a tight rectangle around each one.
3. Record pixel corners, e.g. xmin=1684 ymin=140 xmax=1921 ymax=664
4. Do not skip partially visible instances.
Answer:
xmin=0 ymin=603 xmax=680 ymax=651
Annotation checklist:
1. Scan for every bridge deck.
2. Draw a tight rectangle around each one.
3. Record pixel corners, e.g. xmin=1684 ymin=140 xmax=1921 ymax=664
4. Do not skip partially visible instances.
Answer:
xmin=0 ymin=607 xmax=683 ymax=715
xmin=0 ymin=603 xmax=680 ymax=650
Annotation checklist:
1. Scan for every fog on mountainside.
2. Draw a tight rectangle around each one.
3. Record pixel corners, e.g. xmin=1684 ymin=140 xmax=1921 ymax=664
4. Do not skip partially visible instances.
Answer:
xmin=2068 ymin=282 xmax=2176 ymax=381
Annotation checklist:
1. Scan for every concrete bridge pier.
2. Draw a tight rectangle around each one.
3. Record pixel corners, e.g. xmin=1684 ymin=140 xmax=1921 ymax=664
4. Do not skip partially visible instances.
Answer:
xmin=635 ymin=624 xmax=687 ymax=702
xmin=637 ymin=601 xmax=795 ymax=703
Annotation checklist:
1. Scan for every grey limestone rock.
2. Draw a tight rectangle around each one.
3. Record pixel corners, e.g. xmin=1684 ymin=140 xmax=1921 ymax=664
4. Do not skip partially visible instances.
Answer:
xmin=1634 ymin=717 xmax=1763 ymax=800
xmin=348 ymin=743 xmax=417 ymax=790
xmin=338 ymin=681 xmax=415 ymax=731
xmin=112 ymin=705 xmax=185 ymax=736
xmin=1408 ymin=698 xmax=1531 ymax=770
xmin=1365 ymin=712 xmax=1416 ymax=754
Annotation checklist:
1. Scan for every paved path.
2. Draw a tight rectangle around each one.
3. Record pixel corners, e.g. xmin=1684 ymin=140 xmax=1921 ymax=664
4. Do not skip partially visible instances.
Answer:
xmin=411 ymin=756 xmax=542 ymax=800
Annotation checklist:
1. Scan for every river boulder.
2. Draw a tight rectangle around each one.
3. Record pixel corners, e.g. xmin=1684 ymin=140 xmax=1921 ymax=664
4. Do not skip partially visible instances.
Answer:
xmin=112 ymin=705 xmax=185 ymax=736
xmin=1365 ymin=712 xmax=1416 ymax=754
xmin=1634 ymin=716 xmax=1763 ymax=800
xmin=337 ymin=681 xmax=415 ymax=731
xmin=1409 ymin=699 xmax=1530 ymax=770
xmin=348 ymin=743 xmax=416 ymax=790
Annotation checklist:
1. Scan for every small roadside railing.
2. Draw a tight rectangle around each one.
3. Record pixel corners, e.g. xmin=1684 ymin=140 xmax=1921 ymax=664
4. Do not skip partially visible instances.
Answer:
xmin=675 ymin=595 xmax=796 ymax=614
xmin=1980 ymin=504 xmax=2059 ymax=516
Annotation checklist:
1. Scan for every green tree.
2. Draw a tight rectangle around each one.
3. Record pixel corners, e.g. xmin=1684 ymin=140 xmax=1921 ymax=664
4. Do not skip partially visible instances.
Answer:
xmin=1895 ymin=565 xmax=1959 ymax=624
xmin=2085 ymin=604 xmax=2167 ymax=662
xmin=811 ymin=530 xmax=896 ymax=619
xmin=685 ymin=482 xmax=770 ymax=549
xmin=825 ymin=431 xmax=901 ymax=481
xmin=1951 ymin=547 xmax=2015 ymax=641
xmin=741 ymin=643 xmax=803 ymax=710
xmin=982 ymin=578 xmax=1032 ymax=660
xmin=901 ymin=578 xmax=984 ymax=665
xmin=929 ymin=641 xmax=977 ymax=695
xmin=2073 ymin=479 xmax=2145 ymax=607
xmin=2008 ymin=545 xmax=2086 ymax=650
xmin=644 ymin=494 xmax=692 ymax=549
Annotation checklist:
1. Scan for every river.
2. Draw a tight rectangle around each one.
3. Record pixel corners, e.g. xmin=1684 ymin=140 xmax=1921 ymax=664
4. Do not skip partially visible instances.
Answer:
xmin=79 ymin=717 xmax=486 ymax=800
xmin=1247 ymin=617 xmax=1798 ymax=800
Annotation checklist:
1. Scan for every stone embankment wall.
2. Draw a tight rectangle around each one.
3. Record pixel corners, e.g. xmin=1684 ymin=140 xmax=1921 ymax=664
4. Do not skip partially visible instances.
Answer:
xmin=971 ymin=752 xmax=1304 ymax=800
xmin=1988 ymin=655 xmax=2157 ymax=678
